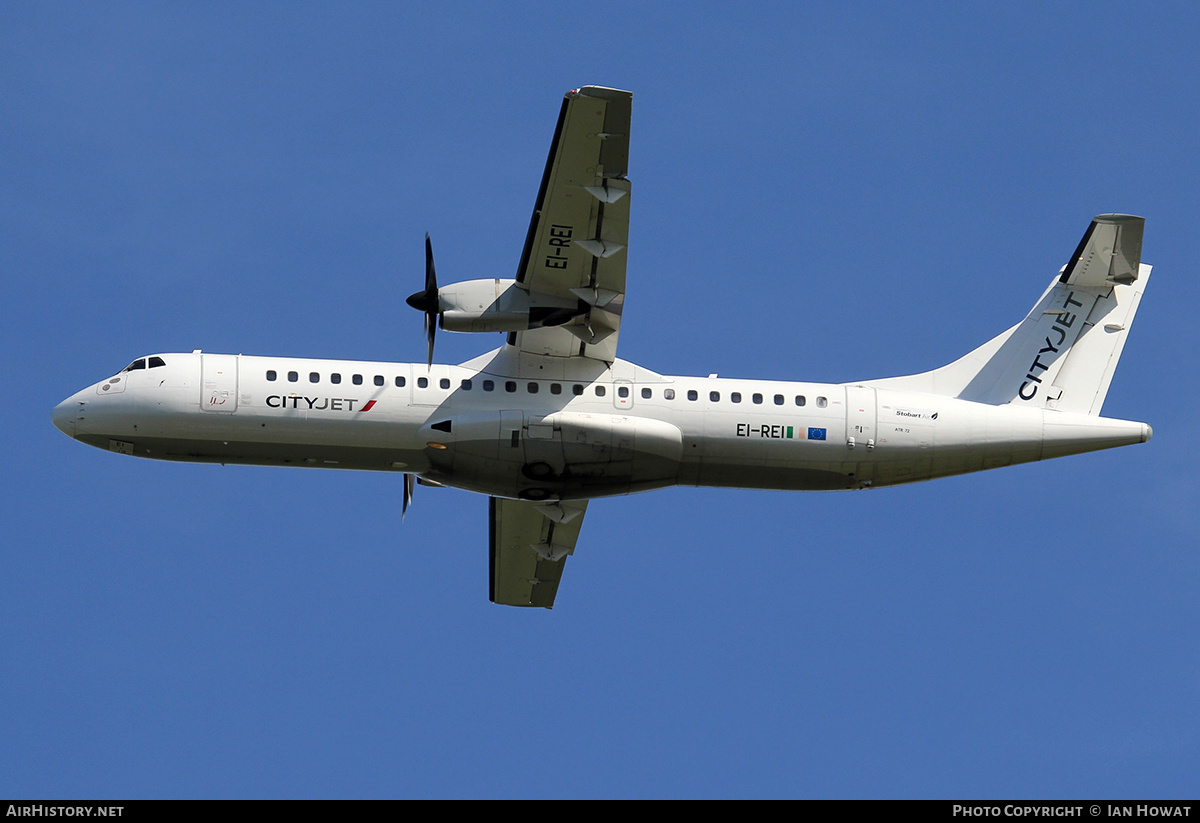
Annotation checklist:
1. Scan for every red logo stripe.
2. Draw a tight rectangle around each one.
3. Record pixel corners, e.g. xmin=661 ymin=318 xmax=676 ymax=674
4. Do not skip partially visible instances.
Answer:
xmin=360 ymin=400 xmax=376 ymax=412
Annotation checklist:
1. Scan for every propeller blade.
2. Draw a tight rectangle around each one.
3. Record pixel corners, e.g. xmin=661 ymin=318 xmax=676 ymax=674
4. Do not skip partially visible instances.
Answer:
xmin=405 ymin=233 xmax=440 ymax=368
xmin=424 ymin=232 xmax=437 ymax=296
xmin=426 ymin=319 xmax=436 ymax=370
xmin=402 ymin=473 xmax=416 ymax=520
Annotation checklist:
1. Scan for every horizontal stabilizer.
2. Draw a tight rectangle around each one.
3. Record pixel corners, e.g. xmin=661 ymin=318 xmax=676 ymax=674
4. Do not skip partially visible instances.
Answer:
xmin=1061 ymin=214 xmax=1143 ymax=288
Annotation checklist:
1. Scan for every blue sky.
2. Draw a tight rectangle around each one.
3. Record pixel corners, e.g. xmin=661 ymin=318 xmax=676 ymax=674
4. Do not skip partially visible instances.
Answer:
xmin=4 ymin=2 xmax=1199 ymax=798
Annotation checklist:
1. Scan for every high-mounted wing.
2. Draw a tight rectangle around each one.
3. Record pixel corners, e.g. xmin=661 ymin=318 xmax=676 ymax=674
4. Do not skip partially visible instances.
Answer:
xmin=510 ymin=86 xmax=631 ymax=364
xmin=483 ymin=87 xmax=629 ymax=608
xmin=490 ymin=497 xmax=588 ymax=608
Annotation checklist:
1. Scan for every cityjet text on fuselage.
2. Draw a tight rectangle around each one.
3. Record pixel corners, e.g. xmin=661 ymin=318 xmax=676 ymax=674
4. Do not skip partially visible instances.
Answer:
xmin=265 ymin=395 xmax=377 ymax=412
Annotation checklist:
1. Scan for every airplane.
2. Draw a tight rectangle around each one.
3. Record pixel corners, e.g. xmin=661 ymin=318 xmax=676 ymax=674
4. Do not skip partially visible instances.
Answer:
xmin=52 ymin=85 xmax=1153 ymax=609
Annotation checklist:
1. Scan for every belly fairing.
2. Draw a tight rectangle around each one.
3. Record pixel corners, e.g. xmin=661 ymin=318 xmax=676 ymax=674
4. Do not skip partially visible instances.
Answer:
xmin=418 ymin=411 xmax=684 ymax=500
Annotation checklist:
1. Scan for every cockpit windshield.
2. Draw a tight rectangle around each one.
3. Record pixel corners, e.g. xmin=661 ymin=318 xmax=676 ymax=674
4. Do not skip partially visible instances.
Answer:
xmin=121 ymin=356 xmax=166 ymax=373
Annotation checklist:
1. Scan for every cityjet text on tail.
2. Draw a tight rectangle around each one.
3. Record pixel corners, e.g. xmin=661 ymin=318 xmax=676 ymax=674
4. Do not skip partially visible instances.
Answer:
xmin=53 ymin=86 xmax=1153 ymax=608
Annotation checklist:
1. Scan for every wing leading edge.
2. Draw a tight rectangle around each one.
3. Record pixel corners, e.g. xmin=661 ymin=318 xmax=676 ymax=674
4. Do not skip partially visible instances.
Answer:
xmin=510 ymin=86 xmax=632 ymax=364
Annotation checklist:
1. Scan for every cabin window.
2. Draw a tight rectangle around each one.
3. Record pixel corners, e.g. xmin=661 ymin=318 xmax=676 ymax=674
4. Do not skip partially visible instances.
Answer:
xmin=395 ymin=376 xmax=405 ymax=387
xmin=551 ymin=383 xmax=562 ymax=395
xmin=310 ymin=372 xmax=320 ymax=383
xmin=795 ymin=395 xmax=806 ymax=406
xmin=288 ymin=371 xmax=299 ymax=383
xmin=417 ymin=377 xmax=428 ymax=388
xmin=774 ymin=394 xmax=784 ymax=405
xmin=332 ymin=373 xmax=342 ymax=384
xmin=710 ymin=391 xmax=720 ymax=402
xmin=572 ymin=384 xmax=584 ymax=396
xmin=641 ymin=388 xmax=652 ymax=399
xmin=483 ymin=380 xmax=495 ymax=391
xmin=148 ymin=357 xmax=166 ymax=368
xmin=440 ymin=378 xmax=451 ymax=389
xmin=505 ymin=381 xmax=517 ymax=393
xmin=461 ymin=379 xmax=473 ymax=390
xmin=595 ymin=385 xmax=606 ymax=397
xmin=266 ymin=370 xmax=277 ymax=381
xmin=752 ymin=393 xmax=762 ymax=404
xmin=664 ymin=389 xmax=675 ymax=400
xmin=353 ymin=374 xmax=363 ymax=385
xmin=687 ymin=390 xmax=698 ymax=401
xmin=375 ymin=375 xmax=385 ymax=387
xmin=816 ymin=396 xmax=828 ymax=408
xmin=527 ymin=382 xmax=538 ymax=393
xmin=618 ymin=386 xmax=629 ymax=398
xmin=731 ymin=392 xmax=742 ymax=403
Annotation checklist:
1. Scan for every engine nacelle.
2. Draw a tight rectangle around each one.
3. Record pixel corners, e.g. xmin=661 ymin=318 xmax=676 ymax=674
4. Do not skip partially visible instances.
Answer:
xmin=418 ymin=410 xmax=683 ymax=499
xmin=438 ymin=279 xmax=582 ymax=333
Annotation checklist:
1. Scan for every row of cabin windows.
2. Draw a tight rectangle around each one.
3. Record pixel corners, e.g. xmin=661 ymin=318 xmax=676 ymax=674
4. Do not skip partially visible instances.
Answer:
xmin=267 ymin=370 xmax=411 ymax=388
xmin=452 ymin=382 xmax=825 ymax=406
xmin=681 ymin=390 xmax=826 ymax=407
xmin=263 ymin=369 xmax=826 ymax=407
xmin=462 ymin=380 xmax=586 ymax=395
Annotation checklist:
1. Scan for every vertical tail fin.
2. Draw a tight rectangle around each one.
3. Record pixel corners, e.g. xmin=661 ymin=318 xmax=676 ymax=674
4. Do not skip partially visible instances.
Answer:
xmin=866 ymin=215 xmax=1149 ymax=415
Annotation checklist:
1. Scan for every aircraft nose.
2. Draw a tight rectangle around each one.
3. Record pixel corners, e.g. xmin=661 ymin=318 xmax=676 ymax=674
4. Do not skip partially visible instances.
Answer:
xmin=52 ymin=397 xmax=77 ymax=439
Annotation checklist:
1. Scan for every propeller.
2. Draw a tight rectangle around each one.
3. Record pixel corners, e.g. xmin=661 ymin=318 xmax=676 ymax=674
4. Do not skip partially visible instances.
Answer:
xmin=402 ymin=473 xmax=416 ymax=520
xmin=405 ymin=233 xmax=440 ymax=367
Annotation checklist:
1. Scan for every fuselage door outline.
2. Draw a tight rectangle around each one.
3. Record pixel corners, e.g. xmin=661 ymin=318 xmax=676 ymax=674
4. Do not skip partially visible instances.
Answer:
xmin=613 ymin=379 xmax=633 ymax=410
xmin=845 ymin=385 xmax=876 ymax=450
xmin=201 ymin=354 xmax=239 ymax=413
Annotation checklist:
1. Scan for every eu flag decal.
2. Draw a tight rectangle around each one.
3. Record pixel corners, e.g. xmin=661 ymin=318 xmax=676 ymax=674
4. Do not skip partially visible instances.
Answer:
xmin=807 ymin=427 xmax=827 ymax=441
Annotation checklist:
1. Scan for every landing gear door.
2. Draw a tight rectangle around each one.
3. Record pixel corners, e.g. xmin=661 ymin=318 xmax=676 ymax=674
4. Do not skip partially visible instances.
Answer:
xmin=201 ymin=354 xmax=238 ymax=413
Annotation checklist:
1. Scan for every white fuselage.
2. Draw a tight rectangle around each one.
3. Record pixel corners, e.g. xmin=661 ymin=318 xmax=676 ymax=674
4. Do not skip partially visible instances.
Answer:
xmin=53 ymin=351 xmax=1150 ymax=502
